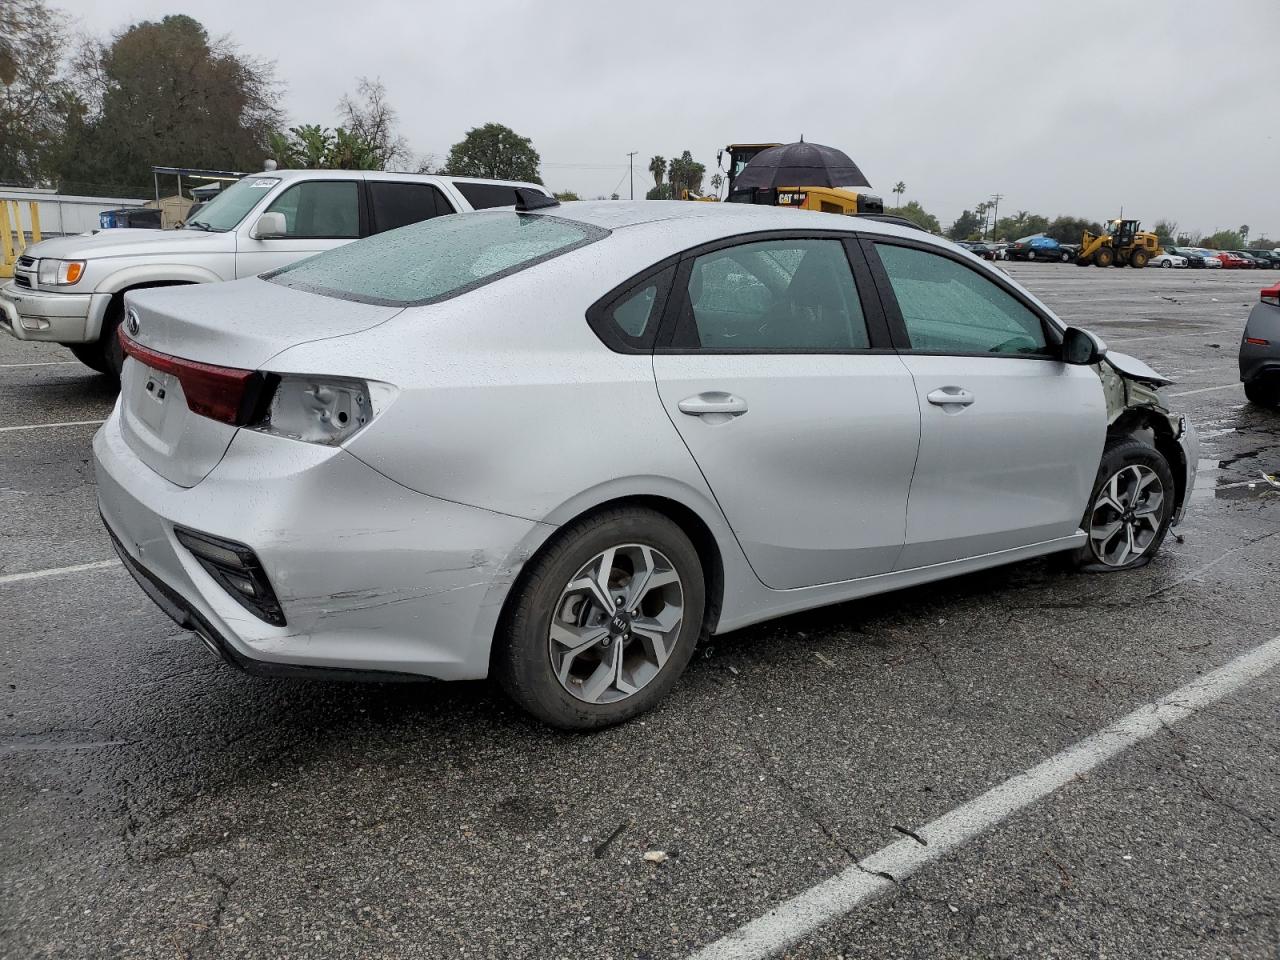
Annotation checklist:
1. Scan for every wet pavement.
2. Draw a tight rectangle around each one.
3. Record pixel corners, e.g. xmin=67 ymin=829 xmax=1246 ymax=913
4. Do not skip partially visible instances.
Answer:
xmin=2 ymin=264 xmax=1278 ymax=959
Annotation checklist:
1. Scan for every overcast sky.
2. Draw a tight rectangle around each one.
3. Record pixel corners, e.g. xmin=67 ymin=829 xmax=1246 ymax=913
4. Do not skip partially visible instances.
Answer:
xmin=77 ymin=0 xmax=1278 ymax=239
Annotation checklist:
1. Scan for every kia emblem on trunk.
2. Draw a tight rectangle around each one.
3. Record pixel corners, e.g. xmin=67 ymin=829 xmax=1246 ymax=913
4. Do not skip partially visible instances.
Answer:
xmin=125 ymin=308 xmax=140 ymax=336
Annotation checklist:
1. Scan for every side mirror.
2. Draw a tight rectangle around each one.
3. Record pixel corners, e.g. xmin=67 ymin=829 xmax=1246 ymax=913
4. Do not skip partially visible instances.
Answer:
xmin=1062 ymin=326 xmax=1107 ymax=365
xmin=250 ymin=212 xmax=287 ymax=239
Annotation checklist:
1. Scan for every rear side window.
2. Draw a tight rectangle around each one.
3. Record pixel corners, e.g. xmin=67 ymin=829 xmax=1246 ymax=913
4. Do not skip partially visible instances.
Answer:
xmin=680 ymin=238 xmax=870 ymax=351
xmin=874 ymin=243 xmax=1051 ymax=356
xmin=587 ymin=265 xmax=676 ymax=352
xmin=454 ymin=182 xmax=539 ymax=210
xmin=267 ymin=212 xmax=606 ymax=306
xmin=263 ymin=180 xmax=360 ymax=238
xmin=368 ymin=182 xmax=454 ymax=233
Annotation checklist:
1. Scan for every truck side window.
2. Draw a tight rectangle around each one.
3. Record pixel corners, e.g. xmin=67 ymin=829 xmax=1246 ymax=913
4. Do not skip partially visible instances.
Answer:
xmin=264 ymin=181 xmax=359 ymax=239
xmin=368 ymin=182 xmax=455 ymax=233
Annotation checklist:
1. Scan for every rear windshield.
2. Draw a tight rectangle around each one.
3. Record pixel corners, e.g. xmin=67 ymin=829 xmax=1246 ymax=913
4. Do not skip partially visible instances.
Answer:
xmin=266 ymin=212 xmax=606 ymax=306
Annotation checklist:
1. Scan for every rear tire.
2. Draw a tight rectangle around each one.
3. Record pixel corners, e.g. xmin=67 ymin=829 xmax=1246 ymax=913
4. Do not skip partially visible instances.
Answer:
xmin=1027 ymin=250 xmax=1036 ymax=261
xmin=1130 ymin=249 xmax=1149 ymax=268
xmin=494 ymin=506 xmax=706 ymax=730
xmin=1068 ymin=438 xmax=1175 ymax=572
xmin=1244 ymin=380 xmax=1280 ymax=408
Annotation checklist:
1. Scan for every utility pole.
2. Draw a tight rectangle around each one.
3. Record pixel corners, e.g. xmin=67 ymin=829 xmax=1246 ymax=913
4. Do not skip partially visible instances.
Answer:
xmin=989 ymin=193 xmax=1003 ymax=240
xmin=627 ymin=151 xmax=637 ymax=200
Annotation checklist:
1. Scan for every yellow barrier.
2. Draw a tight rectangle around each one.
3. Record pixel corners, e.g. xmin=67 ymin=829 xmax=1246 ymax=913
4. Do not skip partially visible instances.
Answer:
xmin=0 ymin=200 xmax=42 ymax=278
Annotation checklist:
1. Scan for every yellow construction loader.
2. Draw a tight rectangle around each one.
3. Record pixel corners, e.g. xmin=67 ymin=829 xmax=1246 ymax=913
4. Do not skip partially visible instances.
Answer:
xmin=1077 ymin=219 xmax=1162 ymax=268
xmin=717 ymin=142 xmax=885 ymax=216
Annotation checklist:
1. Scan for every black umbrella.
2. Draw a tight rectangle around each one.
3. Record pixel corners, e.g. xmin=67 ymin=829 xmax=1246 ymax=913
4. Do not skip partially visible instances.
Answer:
xmin=732 ymin=140 xmax=871 ymax=191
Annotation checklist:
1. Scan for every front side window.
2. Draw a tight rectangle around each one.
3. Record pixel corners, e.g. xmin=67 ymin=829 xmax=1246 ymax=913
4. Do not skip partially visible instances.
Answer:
xmin=267 ymin=212 xmax=605 ymax=306
xmin=681 ymin=238 xmax=869 ymax=351
xmin=874 ymin=243 xmax=1051 ymax=356
xmin=264 ymin=181 xmax=359 ymax=239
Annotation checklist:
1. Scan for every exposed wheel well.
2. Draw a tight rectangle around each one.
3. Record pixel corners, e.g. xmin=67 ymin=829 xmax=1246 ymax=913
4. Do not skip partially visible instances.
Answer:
xmin=492 ymin=495 xmax=726 ymax=665
xmin=1107 ymin=410 xmax=1188 ymax=515
xmin=101 ymin=282 xmax=196 ymax=340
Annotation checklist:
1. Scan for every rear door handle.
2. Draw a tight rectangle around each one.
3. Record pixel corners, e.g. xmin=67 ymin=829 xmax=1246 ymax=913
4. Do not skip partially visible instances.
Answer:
xmin=678 ymin=392 xmax=748 ymax=419
xmin=926 ymin=386 xmax=975 ymax=408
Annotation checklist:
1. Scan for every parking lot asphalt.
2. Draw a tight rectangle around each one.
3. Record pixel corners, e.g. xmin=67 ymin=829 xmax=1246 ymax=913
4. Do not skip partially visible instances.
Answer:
xmin=2 ymin=263 xmax=1278 ymax=959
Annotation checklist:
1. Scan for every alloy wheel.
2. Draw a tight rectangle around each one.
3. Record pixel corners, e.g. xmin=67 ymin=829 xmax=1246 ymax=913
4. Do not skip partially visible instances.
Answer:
xmin=548 ymin=543 xmax=684 ymax=704
xmin=1088 ymin=465 xmax=1165 ymax=567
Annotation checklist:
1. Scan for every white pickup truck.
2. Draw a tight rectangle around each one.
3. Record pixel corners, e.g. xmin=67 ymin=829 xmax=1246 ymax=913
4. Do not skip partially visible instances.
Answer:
xmin=0 ymin=170 xmax=550 ymax=375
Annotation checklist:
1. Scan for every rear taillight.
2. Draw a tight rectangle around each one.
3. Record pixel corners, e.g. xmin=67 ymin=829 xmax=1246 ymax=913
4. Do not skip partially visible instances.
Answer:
xmin=247 ymin=375 xmax=387 ymax=446
xmin=119 ymin=328 xmax=267 ymax=425
xmin=1262 ymin=287 xmax=1280 ymax=307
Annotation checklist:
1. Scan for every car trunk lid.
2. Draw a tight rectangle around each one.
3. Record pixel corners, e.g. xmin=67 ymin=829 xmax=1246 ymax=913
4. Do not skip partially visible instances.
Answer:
xmin=117 ymin=278 xmax=401 ymax=487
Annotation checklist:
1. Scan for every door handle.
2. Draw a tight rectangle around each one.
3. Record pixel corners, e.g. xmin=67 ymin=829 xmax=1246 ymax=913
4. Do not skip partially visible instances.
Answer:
xmin=926 ymin=386 xmax=975 ymax=408
xmin=678 ymin=392 xmax=748 ymax=419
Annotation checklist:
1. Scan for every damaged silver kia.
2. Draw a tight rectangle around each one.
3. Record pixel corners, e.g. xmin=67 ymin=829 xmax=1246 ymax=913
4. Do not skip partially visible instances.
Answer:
xmin=94 ymin=198 xmax=1198 ymax=729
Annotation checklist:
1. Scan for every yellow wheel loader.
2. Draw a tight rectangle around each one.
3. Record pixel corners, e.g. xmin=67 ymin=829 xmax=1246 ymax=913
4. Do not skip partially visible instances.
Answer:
xmin=1077 ymin=219 xmax=1162 ymax=268
xmin=717 ymin=142 xmax=885 ymax=216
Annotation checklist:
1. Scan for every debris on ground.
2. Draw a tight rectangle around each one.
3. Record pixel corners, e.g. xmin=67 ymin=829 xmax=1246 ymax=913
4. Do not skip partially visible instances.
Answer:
xmin=1261 ymin=472 xmax=1280 ymax=489
xmin=642 ymin=850 xmax=669 ymax=864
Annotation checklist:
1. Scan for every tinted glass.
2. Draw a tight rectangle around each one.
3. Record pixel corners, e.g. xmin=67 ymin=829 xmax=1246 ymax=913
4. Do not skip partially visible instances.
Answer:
xmin=369 ymin=182 xmax=453 ymax=233
xmin=683 ymin=239 xmax=868 ymax=351
xmin=265 ymin=181 xmax=359 ymax=238
xmin=268 ymin=212 xmax=602 ymax=305
xmin=454 ymin=182 xmax=525 ymax=210
xmin=875 ymin=243 xmax=1050 ymax=355
xmin=186 ymin=176 xmax=278 ymax=232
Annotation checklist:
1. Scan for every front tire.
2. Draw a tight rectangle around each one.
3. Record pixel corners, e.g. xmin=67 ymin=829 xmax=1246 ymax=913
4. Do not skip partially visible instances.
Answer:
xmin=69 ymin=342 xmax=111 ymax=374
xmin=1161 ymin=259 xmax=1172 ymax=268
xmin=494 ymin=507 xmax=706 ymax=729
xmin=1069 ymin=439 xmax=1175 ymax=571
xmin=1094 ymin=247 xmax=1115 ymax=268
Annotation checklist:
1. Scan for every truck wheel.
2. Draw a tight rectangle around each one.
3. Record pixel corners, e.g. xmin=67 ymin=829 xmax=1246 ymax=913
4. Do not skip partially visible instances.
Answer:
xmin=1130 ymin=249 xmax=1149 ymax=268
xmin=68 ymin=342 xmax=111 ymax=375
xmin=101 ymin=301 xmax=125 ymax=380
xmin=1094 ymin=247 xmax=1114 ymax=268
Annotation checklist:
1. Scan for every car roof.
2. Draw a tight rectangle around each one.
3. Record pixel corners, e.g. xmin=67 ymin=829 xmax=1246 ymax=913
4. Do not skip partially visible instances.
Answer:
xmin=539 ymin=199 xmax=932 ymax=246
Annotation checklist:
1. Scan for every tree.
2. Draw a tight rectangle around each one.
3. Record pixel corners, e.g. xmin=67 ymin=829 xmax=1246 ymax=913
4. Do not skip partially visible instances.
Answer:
xmin=0 ymin=0 xmax=77 ymax=184
xmin=990 ymin=211 xmax=1050 ymax=241
xmin=947 ymin=209 xmax=983 ymax=241
xmin=444 ymin=123 xmax=541 ymax=183
xmin=1046 ymin=215 xmax=1103 ymax=245
xmin=709 ymin=172 xmax=724 ymax=197
xmin=1151 ymin=219 xmax=1179 ymax=246
xmin=1202 ymin=229 xmax=1244 ymax=250
xmin=59 ymin=15 xmax=281 ymax=195
xmin=893 ymin=181 xmax=906 ymax=206
xmin=1239 ymin=225 xmax=1250 ymax=243
xmin=645 ymin=183 xmax=672 ymax=200
xmin=648 ymin=155 xmax=666 ymax=188
xmin=337 ymin=77 xmax=409 ymax=170
xmin=268 ymin=123 xmax=383 ymax=170
xmin=667 ymin=150 xmax=705 ymax=198
xmin=887 ymin=201 xmax=941 ymax=234
xmin=553 ymin=190 xmax=580 ymax=201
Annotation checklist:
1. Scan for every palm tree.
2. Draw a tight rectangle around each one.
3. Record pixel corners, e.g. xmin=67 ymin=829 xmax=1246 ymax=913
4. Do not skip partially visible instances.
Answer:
xmin=649 ymin=155 xmax=666 ymax=188
xmin=710 ymin=172 xmax=724 ymax=198
xmin=1240 ymin=225 xmax=1250 ymax=242
xmin=893 ymin=181 xmax=906 ymax=207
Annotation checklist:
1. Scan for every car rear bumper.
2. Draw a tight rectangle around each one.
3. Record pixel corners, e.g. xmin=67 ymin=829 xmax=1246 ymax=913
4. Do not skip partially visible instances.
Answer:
xmin=1240 ymin=302 xmax=1280 ymax=384
xmin=93 ymin=409 xmax=545 ymax=680
xmin=0 ymin=281 xmax=111 ymax=343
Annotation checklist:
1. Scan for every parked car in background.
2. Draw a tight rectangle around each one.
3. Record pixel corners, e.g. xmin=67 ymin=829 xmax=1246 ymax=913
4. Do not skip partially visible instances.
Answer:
xmin=1166 ymin=245 xmax=1208 ymax=268
xmin=1246 ymin=249 xmax=1280 ymax=269
xmin=0 ymin=169 xmax=552 ymax=378
xmin=963 ymin=241 xmax=998 ymax=260
xmin=1150 ymin=252 xmax=1188 ymax=269
xmin=1006 ymin=234 xmax=1070 ymax=262
xmin=1240 ymin=282 xmax=1280 ymax=407
xmin=1195 ymin=249 xmax=1223 ymax=268
xmin=93 ymin=200 xmax=1197 ymax=729
xmin=1215 ymin=251 xmax=1251 ymax=269
xmin=992 ymin=243 xmax=1010 ymax=260
xmin=1234 ymin=251 xmax=1270 ymax=270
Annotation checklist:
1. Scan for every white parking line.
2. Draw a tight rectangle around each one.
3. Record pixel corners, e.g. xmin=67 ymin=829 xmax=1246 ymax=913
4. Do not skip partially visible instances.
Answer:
xmin=0 ymin=360 xmax=82 ymax=368
xmin=0 ymin=418 xmax=106 ymax=433
xmin=1166 ymin=384 xmax=1242 ymax=398
xmin=689 ymin=632 xmax=1280 ymax=960
xmin=0 ymin=559 xmax=120 ymax=586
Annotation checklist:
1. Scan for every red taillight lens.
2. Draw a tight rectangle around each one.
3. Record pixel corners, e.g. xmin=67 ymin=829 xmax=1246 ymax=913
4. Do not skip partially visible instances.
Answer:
xmin=1246 ymin=337 xmax=1270 ymax=346
xmin=1261 ymin=286 xmax=1280 ymax=307
xmin=118 ymin=328 xmax=267 ymax=425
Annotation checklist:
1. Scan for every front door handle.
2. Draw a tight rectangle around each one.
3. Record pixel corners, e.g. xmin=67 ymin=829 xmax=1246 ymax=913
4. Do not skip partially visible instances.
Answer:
xmin=926 ymin=386 xmax=975 ymax=408
xmin=678 ymin=392 xmax=748 ymax=420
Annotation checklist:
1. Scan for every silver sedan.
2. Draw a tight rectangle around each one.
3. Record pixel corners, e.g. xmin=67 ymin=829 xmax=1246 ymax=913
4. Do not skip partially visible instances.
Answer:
xmin=94 ymin=200 xmax=1198 ymax=728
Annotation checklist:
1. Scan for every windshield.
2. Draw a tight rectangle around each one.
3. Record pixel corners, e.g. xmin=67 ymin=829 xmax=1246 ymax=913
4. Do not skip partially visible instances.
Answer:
xmin=266 ymin=212 xmax=607 ymax=306
xmin=186 ymin=177 xmax=280 ymax=232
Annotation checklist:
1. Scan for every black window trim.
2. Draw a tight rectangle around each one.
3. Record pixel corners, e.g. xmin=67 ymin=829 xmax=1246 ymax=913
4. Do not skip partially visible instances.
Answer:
xmin=364 ymin=180 xmax=456 ymax=235
xmin=261 ymin=177 xmax=368 ymax=240
xmin=651 ymin=229 xmax=898 ymax=355
xmin=586 ymin=260 xmax=679 ymax=354
xmin=859 ymin=233 xmax=1067 ymax=361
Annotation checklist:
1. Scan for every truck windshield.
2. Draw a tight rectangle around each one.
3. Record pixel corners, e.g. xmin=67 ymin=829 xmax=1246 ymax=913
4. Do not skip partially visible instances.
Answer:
xmin=185 ymin=177 xmax=280 ymax=232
